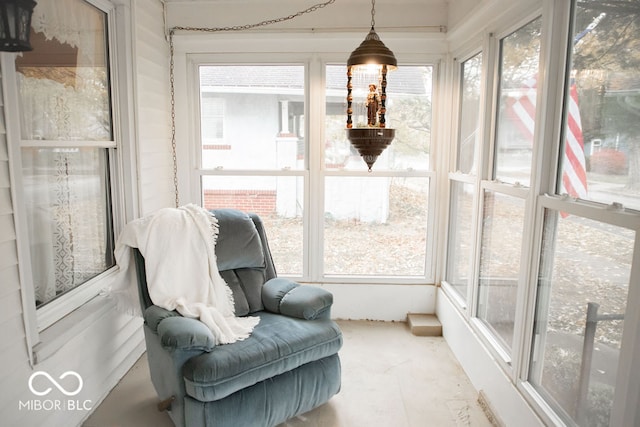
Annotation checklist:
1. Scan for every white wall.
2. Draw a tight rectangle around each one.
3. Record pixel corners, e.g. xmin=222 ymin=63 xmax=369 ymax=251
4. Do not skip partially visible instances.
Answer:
xmin=133 ymin=0 xmax=178 ymax=214
xmin=165 ymin=0 xmax=448 ymax=33
xmin=447 ymin=0 xmax=539 ymax=50
xmin=325 ymin=283 xmax=435 ymax=321
xmin=438 ymin=290 xmax=544 ymax=426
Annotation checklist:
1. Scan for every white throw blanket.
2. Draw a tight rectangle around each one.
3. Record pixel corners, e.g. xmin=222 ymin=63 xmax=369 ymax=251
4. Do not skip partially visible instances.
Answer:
xmin=108 ymin=204 xmax=259 ymax=345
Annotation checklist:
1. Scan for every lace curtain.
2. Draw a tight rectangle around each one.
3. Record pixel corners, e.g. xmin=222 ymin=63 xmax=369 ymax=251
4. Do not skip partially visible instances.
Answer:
xmin=17 ymin=0 xmax=114 ymax=307
xmin=30 ymin=0 xmax=101 ymax=58
xmin=21 ymin=148 xmax=112 ymax=305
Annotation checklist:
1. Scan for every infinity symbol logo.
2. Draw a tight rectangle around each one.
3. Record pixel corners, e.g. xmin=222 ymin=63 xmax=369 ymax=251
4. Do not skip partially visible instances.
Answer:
xmin=28 ymin=371 xmax=83 ymax=396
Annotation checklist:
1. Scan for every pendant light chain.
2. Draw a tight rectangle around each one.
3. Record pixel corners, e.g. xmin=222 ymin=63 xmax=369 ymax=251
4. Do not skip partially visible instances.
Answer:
xmin=172 ymin=0 xmax=336 ymax=34
xmin=168 ymin=0 xmax=336 ymax=207
xmin=371 ymin=0 xmax=376 ymax=28
xmin=169 ymin=30 xmax=179 ymax=208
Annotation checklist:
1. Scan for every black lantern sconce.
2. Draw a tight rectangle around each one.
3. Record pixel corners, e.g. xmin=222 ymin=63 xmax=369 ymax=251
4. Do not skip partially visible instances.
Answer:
xmin=346 ymin=0 xmax=396 ymax=171
xmin=0 ymin=0 xmax=36 ymax=52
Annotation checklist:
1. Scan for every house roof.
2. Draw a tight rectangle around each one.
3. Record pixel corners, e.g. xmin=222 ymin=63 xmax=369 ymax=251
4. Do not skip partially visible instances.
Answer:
xmin=199 ymin=64 xmax=430 ymax=95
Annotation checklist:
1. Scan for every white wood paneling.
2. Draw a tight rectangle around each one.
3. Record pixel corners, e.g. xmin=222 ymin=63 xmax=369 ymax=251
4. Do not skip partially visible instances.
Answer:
xmin=0 ymin=264 xmax=20 ymax=294
xmin=133 ymin=0 xmax=174 ymax=214
xmin=0 ymin=65 xmax=34 ymax=423
xmin=0 ymin=288 xmax=22 ymax=323
xmin=0 ymin=212 xmax=16 ymax=241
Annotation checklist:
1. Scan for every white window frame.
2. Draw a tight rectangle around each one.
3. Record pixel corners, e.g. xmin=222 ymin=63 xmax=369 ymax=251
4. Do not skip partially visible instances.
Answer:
xmin=176 ymin=40 xmax=441 ymax=285
xmin=456 ymin=10 xmax=544 ymax=377
xmin=5 ymin=0 xmax=136 ymax=365
xmin=442 ymin=46 xmax=490 ymax=312
xmin=442 ymin=0 xmax=640 ymax=425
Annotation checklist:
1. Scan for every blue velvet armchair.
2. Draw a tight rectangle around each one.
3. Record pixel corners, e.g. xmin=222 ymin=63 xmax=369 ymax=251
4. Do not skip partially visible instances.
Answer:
xmin=133 ymin=209 xmax=343 ymax=427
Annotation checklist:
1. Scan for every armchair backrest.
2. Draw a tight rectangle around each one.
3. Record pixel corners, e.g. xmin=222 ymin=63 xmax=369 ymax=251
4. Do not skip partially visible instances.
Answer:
xmin=133 ymin=208 xmax=277 ymax=316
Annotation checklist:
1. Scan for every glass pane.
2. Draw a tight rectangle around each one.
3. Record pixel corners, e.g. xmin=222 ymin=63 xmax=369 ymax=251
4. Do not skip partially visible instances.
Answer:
xmin=446 ymin=181 xmax=475 ymax=302
xmin=560 ymin=2 xmax=640 ymax=211
xmin=458 ymin=53 xmax=483 ymax=174
xmin=15 ymin=0 xmax=112 ymax=141
xmin=324 ymin=177 xmax=428 ymax=276
xmin=325 ymin=65 xmax=432 ymax=171
xmin=199 ymin=65 xmax=305 ymax=170
xmin=477 ymin=191 xmax=525 ymax=351
xmin=530 ymin=211 xmax=632 ymax=426
xmin=202 ymin=175 xmax=304 ymax=276
xmin=494 ymin=18 xmax=542 ymax=186
xmin=22 ymin=148 xmax=115 ymax=307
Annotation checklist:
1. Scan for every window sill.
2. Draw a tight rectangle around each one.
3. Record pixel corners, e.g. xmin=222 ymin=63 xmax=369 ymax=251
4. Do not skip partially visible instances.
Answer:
xmin=32 ymin=294 xmax=117 ymax=365
xmin=37 ymin=267 xmax=119 ymax=331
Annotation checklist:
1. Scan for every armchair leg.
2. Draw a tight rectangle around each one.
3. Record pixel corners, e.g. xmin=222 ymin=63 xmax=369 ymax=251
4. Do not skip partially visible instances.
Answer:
xmin=157 ymin=396 xmax=176 ymax=412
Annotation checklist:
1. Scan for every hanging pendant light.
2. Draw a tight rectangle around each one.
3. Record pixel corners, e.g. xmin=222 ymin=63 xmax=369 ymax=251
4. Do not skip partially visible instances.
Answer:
xmin=346 ymin=0 xmax=396 ymax=171
xmin=0 ymin=0 xmax=36 ymax=52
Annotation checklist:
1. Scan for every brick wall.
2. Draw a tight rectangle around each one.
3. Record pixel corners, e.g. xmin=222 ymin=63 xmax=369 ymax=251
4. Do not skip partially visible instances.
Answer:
xmin=203 ymin=189 xmax=276 ymax=216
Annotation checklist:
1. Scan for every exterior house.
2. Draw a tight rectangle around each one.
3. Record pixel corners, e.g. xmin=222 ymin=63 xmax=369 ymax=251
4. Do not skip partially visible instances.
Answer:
xmin=1 ymin=1 xmax=639 ymax=427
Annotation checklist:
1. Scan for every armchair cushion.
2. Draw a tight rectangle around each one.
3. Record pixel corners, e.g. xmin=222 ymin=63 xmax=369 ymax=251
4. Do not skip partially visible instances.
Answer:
xmin=182 ymin=311 xmax=342 ymax=402
xmin=157 ymin=316 xmax=216 ymax=352
xmin=145 ymin=304 xmax=180 ymax=332
xmin=145 ymin=305 xmax=216 ymax=352
xmin=263 ymin=278 xmax=333 ymax=320
xmin=214 ymin=209 xmax=265 ymax=271
xmin=220 ymin=268 xmax=265 ymax=316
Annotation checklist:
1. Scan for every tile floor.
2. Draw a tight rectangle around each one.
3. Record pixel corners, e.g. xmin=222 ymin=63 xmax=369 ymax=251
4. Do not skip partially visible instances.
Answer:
xmin=83 ymin=320 xmax=495 ymax=427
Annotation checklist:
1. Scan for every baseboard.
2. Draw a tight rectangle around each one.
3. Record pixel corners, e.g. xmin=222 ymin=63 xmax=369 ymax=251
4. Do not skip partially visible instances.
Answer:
xmin=478 ymin=390 xmax=505 ymax=427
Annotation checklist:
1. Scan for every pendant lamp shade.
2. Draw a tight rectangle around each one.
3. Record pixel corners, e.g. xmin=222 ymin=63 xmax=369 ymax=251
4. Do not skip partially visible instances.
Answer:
xmin=347 ymin=28 xmax=397 ymax=69
xmin=345 ymin=1 xmax=397 ymax=171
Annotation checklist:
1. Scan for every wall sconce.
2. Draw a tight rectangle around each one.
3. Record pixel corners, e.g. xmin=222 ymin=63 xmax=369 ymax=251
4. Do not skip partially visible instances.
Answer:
xmin=0 ymin=0 xmax=36 ymax=52
xmin=346 ymin=0 xmax=396 ymax=171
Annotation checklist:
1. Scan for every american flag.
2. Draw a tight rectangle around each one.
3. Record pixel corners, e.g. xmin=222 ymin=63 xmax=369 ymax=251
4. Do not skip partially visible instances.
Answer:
xmin=505 ymin=78 xmax=588 ymax=200
xmin=562 ymin=82 xmax=588 ymax=200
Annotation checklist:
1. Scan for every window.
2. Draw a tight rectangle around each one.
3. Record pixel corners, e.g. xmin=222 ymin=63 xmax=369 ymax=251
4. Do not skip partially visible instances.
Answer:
xmin=494 ymin=18 xmax=542 ymax=187
xmin=444 ymin=1 xmax=640 ymax=425
xmin=530 ymin=211 xmax=632 ymax=426
xmin=457 ymin=53 xmax=482 ymax=175
xmin=15 ymin=0 xmax=116 ymax=318
xmin=196 ymin=62 xmax=434 ymax=281
xmin=445 ymin=53 xmax=483 ymax=304
xmin=198 ymin=64 xmax=306 ymax=276
xmin=475 ymin=18 xmax=541 ymax=358
xmin=324 ymin=65 xmax=433 ymax=278
xmin=557 ymin=3 xmax=640 ymax=211
xmin=528 ymin=1 xmax=640 ymax=425
xmin=200 ymin=95 xmax=225 ymax=148
xmin=477 ymin=190 xmax=525 ymax=351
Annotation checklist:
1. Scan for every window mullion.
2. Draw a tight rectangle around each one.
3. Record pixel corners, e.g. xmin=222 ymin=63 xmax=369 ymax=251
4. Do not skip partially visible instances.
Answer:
xmin=308 ymin=57 xmax=324 ymax=282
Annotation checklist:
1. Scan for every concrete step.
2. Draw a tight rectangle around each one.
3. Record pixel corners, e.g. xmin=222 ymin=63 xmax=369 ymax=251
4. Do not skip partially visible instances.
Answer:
xmin=407 ymin=313 xmax=442 ymax=336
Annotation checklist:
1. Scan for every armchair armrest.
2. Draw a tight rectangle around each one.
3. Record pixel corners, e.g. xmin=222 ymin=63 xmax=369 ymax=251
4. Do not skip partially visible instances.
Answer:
xmin=262 ymin=278 xmax=333 ymax=320
xmin=144 ymin=306 xmax=215 ymax=352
